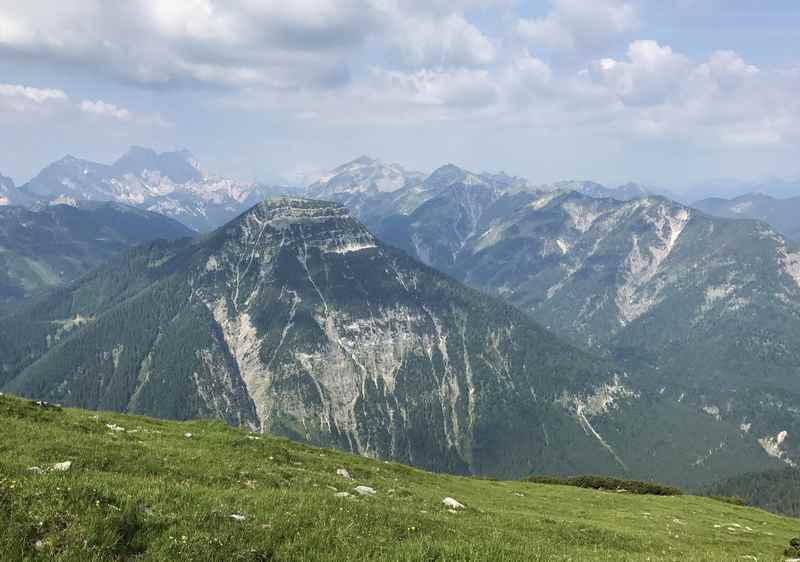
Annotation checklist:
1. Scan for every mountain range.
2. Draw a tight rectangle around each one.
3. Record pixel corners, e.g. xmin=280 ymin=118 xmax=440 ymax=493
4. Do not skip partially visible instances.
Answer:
xmin=0 ymin=197 xmax=778 ymax=486
xmin=689 ymin=177 xmax=800 ymax=201
xmin=693 ymin=193 xmax=800 ymax=241
xmin=305 ymin=157 xmax=800 ymax=473
xmin=0 ymin=201 xmax=192 ymax=307
xmin=2 ymin=147 xmax=301 ymax=232
xmin=2 ymin=151 xmax=800 ymax=487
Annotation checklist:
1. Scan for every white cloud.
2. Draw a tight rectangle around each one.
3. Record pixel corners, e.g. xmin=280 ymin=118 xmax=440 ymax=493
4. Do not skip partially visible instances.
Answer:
xmin=590 ymin=40 xmax=690 ymax=105
xmin=371 ymin=67 xmax=498 ymax=108
xmin=80 ymin=100 xmax=132 ymax=120
xmin=516 ymin=0 xmax=639 ymax=55
xmin=500 ymin=51 xmax=553 ymax=104
xmin=1 ymin=0 xmax=799 ymax=184
xmin=0 ymin=0 xmax=497 ymax=92
xmin=0 ymin=83 xmax=68 ymax=113
xmin=387 ymin=12 xmax=496 ymax=68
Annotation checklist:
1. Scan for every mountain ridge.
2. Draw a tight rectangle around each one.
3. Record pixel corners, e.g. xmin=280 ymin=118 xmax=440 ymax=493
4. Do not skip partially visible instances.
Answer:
xmin=0 ymin=196 xmax=777 ymax=485
xmin=0 ymin=201 xmax=193 ymax=307
xmin=14 ymin=147 xmax=302 ymax=231
xmin=693 ymin=192 xmax=800 ymax=241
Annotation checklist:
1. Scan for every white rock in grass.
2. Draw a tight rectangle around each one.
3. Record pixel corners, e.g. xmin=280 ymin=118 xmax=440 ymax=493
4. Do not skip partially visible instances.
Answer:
xmin=354 ymin=485 xmax=376 ymax=496
xmin=184 ymin=432 xmax=193 ymax=439
xmin=28 ymin=466 xmax=44 ymax=475
xmin=442 ymin=497 xmax=465 ymax=510
xmin=334 ymin=492 xmax=352 ymax=498
xmin=51 ymin=461 xmax=72 ymax=472
xmin=106 ymin=423 xmax=125 ymax=432
xmin=230 ymin=513 xmax=246 ymax=521
xmin=336 ymin=468 xmax=352 ymax=480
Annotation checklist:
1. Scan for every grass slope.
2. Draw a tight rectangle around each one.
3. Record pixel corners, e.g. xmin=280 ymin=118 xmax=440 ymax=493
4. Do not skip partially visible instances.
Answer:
xmin=0 ymin=394 xmax=797 ymax=562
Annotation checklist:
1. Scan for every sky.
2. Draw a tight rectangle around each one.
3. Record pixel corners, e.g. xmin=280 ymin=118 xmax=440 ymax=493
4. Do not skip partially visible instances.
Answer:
xmin=0 ymin=0 xmax=799 ymax=191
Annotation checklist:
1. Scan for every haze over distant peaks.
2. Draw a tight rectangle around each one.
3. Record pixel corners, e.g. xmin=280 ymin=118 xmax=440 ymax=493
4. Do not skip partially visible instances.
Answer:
xmin=14 ymin=147 xmax=301 ymax=231
xmin=693 ymin=192 xmax=800 ymax=241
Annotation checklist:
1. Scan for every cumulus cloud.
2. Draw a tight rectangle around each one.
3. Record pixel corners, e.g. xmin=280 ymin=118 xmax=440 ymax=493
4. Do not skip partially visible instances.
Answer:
xmin=516 ymin=0 xmax=639 ymax=55
xmin=499 ymin=51 xmax=553 ymax=104
xmin=386 ymin=12 xmax=496 ymax=68
xmin=590 ymin=40 xmax=690 ymax=105
xmin=1 ymin=0 xmax=799 ymax=183
xmin=563 ymin=40 xmax=798 ymax=149
xmin=0 ymin=83 xmax=68 ymax=113
xmin=80 ymin=100 xmax=132 ymax=120
xmin=371 ymin=67 xmax=498 ymax=108
xmin=0 ymin=0 xmax=496 ymax=91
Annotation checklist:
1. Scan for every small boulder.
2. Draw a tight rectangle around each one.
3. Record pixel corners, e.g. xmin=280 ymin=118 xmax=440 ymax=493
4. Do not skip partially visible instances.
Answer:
xmin=334 ymin=492 xmax=352 ymax=498
xmin=354 ymin=485 xmax=376 ymax=496
xmin=442 ymin=497 xmax=465 ymax=510
xmin=106 ymin=423 xmax=125 ymax=432
xmin=230 ymin=513 xmax=246 ymax=522
xmin=51 ymin=461 xmax=72 ymax=472
xmin=27 ymin=466 xmax=44 ymax=475
xmin=336 ymin=468 xmax=352 ymax=480
xmin=184 ymin=432 xmax=193 ymax=439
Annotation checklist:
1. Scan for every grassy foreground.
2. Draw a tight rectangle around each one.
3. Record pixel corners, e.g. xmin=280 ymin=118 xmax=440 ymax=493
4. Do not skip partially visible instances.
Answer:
xmin=0 ymin=394 xmax=797 ymax=561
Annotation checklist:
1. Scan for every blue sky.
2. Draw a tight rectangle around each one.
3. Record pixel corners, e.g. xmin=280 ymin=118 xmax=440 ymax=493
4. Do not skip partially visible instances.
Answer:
xmin=0 ymin=0 xmax=798 ymax=192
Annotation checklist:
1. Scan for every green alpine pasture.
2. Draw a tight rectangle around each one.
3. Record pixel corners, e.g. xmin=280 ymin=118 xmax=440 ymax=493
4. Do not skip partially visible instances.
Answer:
xmin=0 ymin=393 xmax=797 ymax=561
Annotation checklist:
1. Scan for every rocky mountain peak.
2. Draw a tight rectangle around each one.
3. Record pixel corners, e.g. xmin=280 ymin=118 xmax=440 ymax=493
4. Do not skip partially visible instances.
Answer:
xmin=346 ymin=155 xmax=378 ymax=167
xmin=220 ymin=197 xmax=377 ymax=257
xmin=308 ymin=157 xmax=419 ymax=198
xmin=425 ymin=164 xmax=467 ymax=184
xmin=113 ymin=146 xmax=204 ymax=184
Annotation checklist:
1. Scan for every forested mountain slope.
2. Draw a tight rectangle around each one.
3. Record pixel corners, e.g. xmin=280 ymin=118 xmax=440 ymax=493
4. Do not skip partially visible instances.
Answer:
xmin=0 ymin=198 xmax=776 ymax=485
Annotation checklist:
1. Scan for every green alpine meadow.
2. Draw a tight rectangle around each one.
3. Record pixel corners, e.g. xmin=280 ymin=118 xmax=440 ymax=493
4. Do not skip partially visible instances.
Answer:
xmin=1 ymin=393 xmax=798 ymax=562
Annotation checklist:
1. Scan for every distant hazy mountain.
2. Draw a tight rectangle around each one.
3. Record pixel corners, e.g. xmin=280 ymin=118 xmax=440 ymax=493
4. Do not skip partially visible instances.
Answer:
xmin=544 ymin=180 xmax=689 ymax=203
xmin=0 ymin=197 xmax=774 ymax=485
xmin=548 ymin=181 xmax=651 ymax=201
xmin=18 ymin=147 xmax=302 ymax=231
xmin=0 ymin=202 xmax=192 ymax=306
xmin=689 ymin=177 xmax=800 ymax=201
xmin=693 ymin=193 xmax=800 ymax=241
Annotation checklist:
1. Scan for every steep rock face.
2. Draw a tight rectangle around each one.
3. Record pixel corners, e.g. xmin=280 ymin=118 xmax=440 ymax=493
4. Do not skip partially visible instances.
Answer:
xmin=18 ymin=148 xmax=300 ymax=231
xmin=0 ymin=197 xmax=768 ymax=484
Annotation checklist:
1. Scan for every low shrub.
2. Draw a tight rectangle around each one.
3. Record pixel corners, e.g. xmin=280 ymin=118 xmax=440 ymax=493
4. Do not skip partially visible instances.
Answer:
xmin=527 ymin=474 xmax=683 ymax=496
